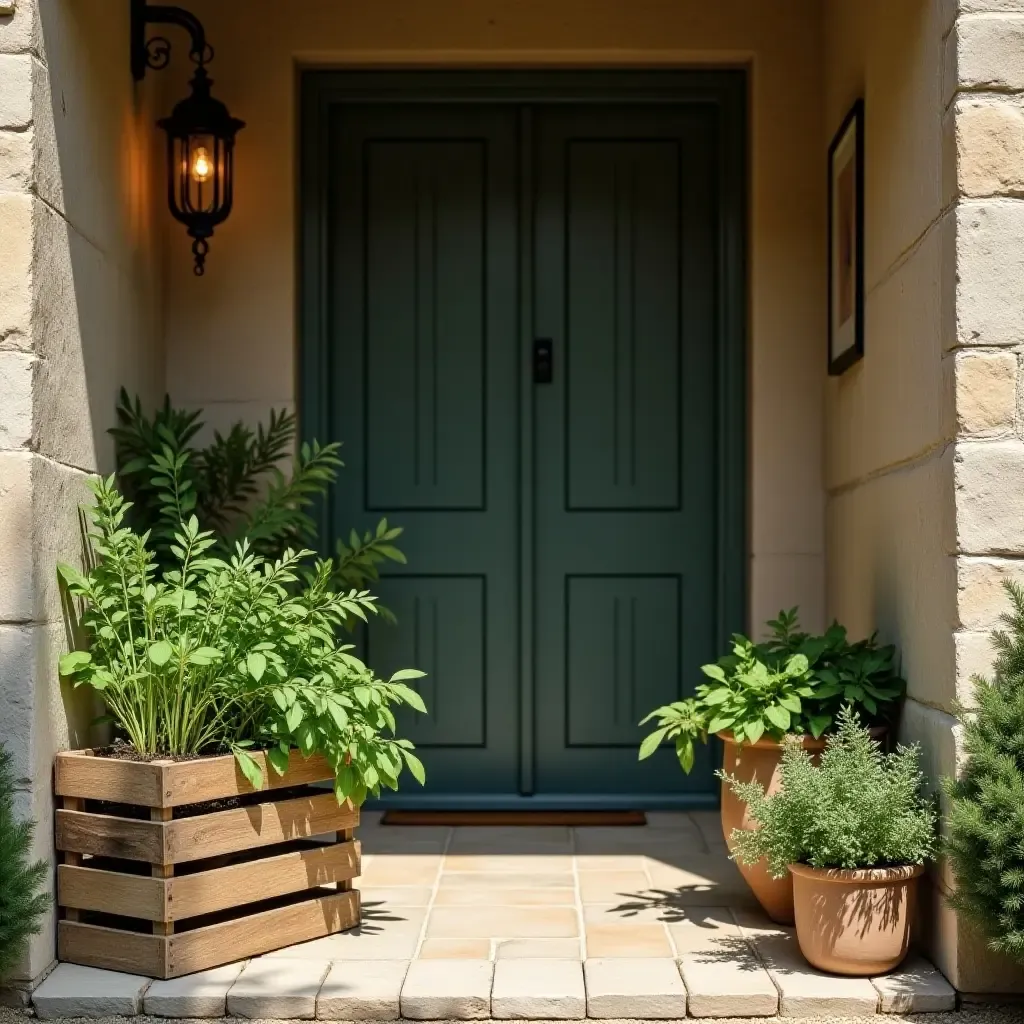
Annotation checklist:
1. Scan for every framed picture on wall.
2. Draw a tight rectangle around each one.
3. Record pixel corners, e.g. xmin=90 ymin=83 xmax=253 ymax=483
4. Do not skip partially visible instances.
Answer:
xmin=828 ymin=98 xmax=864 ymax=376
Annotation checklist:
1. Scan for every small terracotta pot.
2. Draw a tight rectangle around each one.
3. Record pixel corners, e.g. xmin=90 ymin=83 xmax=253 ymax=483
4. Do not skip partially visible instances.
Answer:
xmin=718 ymin=732 xmax=826 ymax=924
xmin=789 ymin=863 xmax=923 ymax=975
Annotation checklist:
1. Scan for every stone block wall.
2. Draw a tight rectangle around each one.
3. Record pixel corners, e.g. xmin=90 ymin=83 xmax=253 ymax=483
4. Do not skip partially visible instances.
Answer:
xmin=932 ymin=0 xmax=1024 ymax=994
xmin=0 ymin=0 xmax=163 ymax=994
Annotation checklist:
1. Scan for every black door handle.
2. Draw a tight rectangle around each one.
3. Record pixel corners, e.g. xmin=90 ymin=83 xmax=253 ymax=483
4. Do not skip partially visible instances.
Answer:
xmin=534 ymin=338 xmax=553 ymax=384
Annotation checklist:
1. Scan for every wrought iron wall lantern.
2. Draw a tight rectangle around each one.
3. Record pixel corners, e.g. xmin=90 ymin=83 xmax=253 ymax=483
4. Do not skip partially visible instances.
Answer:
xmin=131 ymin=0 xmax=245 ymax=275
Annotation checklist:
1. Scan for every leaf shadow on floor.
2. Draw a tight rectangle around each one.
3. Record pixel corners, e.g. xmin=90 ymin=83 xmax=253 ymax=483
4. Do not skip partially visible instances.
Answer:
xmin=605 ymin=886 xmax=731 ymax=923
xmin=355 ymin=900 xmax=414 ymax=930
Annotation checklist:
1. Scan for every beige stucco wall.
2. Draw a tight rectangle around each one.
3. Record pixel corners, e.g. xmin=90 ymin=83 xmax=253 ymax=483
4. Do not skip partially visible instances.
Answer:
xmin=161 ymin=0 xmax=828 ymax=636
xmin=824 ymin=0 xmax=1024 ymax=994
xmin=0 ymin=0 xmax=163 ymax=987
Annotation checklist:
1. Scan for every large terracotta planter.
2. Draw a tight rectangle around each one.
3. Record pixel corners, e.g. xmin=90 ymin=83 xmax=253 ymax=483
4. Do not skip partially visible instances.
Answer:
xmin=718 ymin=732 xmax=826 ymax=924
xmin=789 ymin=863 xmax=922 ymax=975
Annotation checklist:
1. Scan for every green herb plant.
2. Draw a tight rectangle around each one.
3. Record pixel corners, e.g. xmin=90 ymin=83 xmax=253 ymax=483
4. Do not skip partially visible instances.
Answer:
xmin=0 ymin=745 xmax=49 ymax=977
xmin=111 ymin=390 xmax=405 ymax=606
xmin=58 ymin=475 xmax=427 ymax=805
xmin=722 ymin=706 xmax=936 ymax=879
xmin=945 ymin=579 xmax=1024 ymax=962
xmin=638 ymin=609 xmax=906 ymax=774
xmin=639 ymin=638 xmax=813 ymax=774
xmin=764 ymin=608 xmax=905 ymax=732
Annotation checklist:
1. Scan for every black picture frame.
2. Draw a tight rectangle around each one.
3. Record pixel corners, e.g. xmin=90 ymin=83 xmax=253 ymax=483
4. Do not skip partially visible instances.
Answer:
xmin=828 ymin=98 xmax=865 ymax=376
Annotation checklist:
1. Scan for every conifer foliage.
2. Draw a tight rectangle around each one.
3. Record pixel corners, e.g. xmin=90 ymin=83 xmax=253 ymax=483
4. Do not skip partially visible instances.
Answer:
xmin=0 ymin=745 xmax=49 ymax=977
xmin=946 ymin=579 xmax=1024 ymax=961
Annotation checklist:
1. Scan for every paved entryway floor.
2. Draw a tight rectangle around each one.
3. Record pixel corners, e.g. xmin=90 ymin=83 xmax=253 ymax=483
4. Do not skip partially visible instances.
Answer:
xmin=33 ymin=812 xmax=957 ymax=1019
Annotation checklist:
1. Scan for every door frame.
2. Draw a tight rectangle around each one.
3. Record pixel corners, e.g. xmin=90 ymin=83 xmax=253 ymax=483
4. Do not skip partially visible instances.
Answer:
xmin=298 ymin=70 xmax=748 ymax=808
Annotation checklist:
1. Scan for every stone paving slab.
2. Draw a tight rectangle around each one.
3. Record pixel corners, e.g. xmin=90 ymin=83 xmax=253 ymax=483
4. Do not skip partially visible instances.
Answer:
xmin=871 ymin=957 xmax=957 ymax=1013
xmin=585 ymin=922 xmax=675 ymax=957
xmin=317 ymin=959 xmax=410 ymax=1020
xmin=584 ymin=958 xmax=688 ymax=1019
xmin=226 ymin=957 xmax=331 ymax=1019
xmin=143 ymin=963 xmax=245 ymax=1018
xmin=495 ymin=938 xmax=584 ymax=959
xmin=33 ymin=964 xmax=149 ymax=1020
xmin=419 ymin=939 xmax=494 ymax=959
xmin=491 ymin=958 xmax=586 ymax=1019
xmin=400 ymin=959 xmax=494 ymax=1020
xmin=673 ymin=908 xmax=778 ymax=1017
xmin=744 ymin=932 xmax=879 ymax=1017
xmin=426 ymin=906 xmax=579 ymax=939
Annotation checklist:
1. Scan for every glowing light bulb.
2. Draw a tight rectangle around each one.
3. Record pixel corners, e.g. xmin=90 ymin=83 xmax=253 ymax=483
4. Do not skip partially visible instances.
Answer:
xmin=191 ymin=146 xmax=212 ymax=183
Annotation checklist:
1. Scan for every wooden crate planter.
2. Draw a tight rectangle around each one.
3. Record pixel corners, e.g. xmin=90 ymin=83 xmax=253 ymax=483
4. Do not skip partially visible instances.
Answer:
xmin=54 ymin=749 xmax=361 ymax=979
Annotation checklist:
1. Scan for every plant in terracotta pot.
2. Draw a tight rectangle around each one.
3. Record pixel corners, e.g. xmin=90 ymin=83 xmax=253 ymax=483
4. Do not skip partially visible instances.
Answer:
xmin=723 ymin=706 xmax=937 ymax=976
xmin=638 ymin=609 xmax=906 ymax=923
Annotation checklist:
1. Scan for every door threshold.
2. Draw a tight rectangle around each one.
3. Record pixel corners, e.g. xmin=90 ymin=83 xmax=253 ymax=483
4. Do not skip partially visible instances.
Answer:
xmin=381 ymin=809 xmax=648 ymax=826
xmin=364 ymin=793 xmax=719 ymax=811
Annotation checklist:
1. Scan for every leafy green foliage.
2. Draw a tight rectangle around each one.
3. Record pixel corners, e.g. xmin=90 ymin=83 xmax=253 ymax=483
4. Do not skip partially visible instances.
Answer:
xmin=695 ymin=638 xmax=815 ymax=744
xmin=763 ymin=608 xmax=905 ymax=736
xmin=0 ymin=745 xmax=49 ymax=976
xmin=110 ymin=390 xmax=405 ymax=602
xmin=58 ymin=476 xmax=427 ymax=804
xmin=945 ymin=579 xmax=1024 ymax=962
xmin=638 ymin=608 xmax=906 ymax=774
xmin=638 ymin=700 xmax=706 ymax=774
xmin=722 ymin=706 xmax=936 ymax=878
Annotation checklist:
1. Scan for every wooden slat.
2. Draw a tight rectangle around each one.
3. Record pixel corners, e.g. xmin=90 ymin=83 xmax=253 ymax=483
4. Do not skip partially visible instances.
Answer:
xmin=55 ymin=749 xmax=339 ymax=808
xmin=160 ymin=750 xmax=336 ymax=806
xmin=55 ymin=752 xmax=164 ymax=807
xmin=57 ymin=793 xmax=356 ymax=865
xmin=58 ymin=865 xmax=165 ymax=921
xmin=168 ymin=839 xmax=360 ymax=920
xmin=165 ymin=792 xmax=357 ymax=864
xmin=56 ymin=809 xmax=163 ymax=863
xmin=58 ymin=921 xmax=167 ymax=978
xmin=165 ymin=889 xmax=360 ymax=978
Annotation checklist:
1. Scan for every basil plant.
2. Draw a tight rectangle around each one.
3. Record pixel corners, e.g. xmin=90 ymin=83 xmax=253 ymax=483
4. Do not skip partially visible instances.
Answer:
xmin=638 ymin=609 xmax=905 ymax=775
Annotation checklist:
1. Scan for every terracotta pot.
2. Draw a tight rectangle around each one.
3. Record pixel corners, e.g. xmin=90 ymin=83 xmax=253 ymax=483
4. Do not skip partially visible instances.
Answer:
xmin=789 ymin=863 xmax=923 ymax=975
xmin=718 ymin=731 xmax=827 ymax=924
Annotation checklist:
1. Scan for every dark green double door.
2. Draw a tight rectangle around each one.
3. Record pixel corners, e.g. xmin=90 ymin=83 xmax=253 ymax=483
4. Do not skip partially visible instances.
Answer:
xmin=327 ymin=97 xmax=725 ymax=806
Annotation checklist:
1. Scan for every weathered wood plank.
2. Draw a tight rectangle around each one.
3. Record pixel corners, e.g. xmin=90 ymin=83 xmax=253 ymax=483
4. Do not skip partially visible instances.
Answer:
xmin=58 ymin=921 xmax=167 ymax=978
xmin=165 ymin=889 xmax=360 ymax=978
xmin=165 ymin=792 xmax=357 ymax=864
xmin=168 ymin=840 xmax=360 ymax=920
xmin=161 ymin=750 xmax=337 ymax=806
xmin=55 ymin=752 xmax=164 ymax=807
xmin=54 ymin=749 xmax=339 ymax=808
xmin=57 ymin=865 xmax=166 ymax=921
xmin=56 ymin=810 xmax=164 ymax=863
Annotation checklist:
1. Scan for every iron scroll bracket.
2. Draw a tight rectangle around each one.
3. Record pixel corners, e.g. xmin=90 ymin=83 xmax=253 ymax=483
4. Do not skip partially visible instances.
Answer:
xmin=130 ymin=0 xmax=212 ymax=81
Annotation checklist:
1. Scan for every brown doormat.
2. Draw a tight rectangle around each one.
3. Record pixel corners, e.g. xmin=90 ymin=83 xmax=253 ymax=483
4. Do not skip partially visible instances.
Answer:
xmin=380 ymin=810 xmax=647 ymax=826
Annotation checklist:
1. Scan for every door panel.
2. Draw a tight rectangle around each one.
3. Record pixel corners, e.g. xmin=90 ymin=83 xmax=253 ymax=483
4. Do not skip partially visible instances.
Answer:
xmin=566 ymin=575 xmax=682 ymax=747
xmin=533 ymin=107 xmax=720 ymax=795
xmin=329 ymin=106 xmax=520 ymax=793
xmin=565 ymin=140 xmax=682 ymax=511
xmin=365 ymin=575 xmax=487 ymax=747
xmin=364 ymin=140 xmax=487 ymax=511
